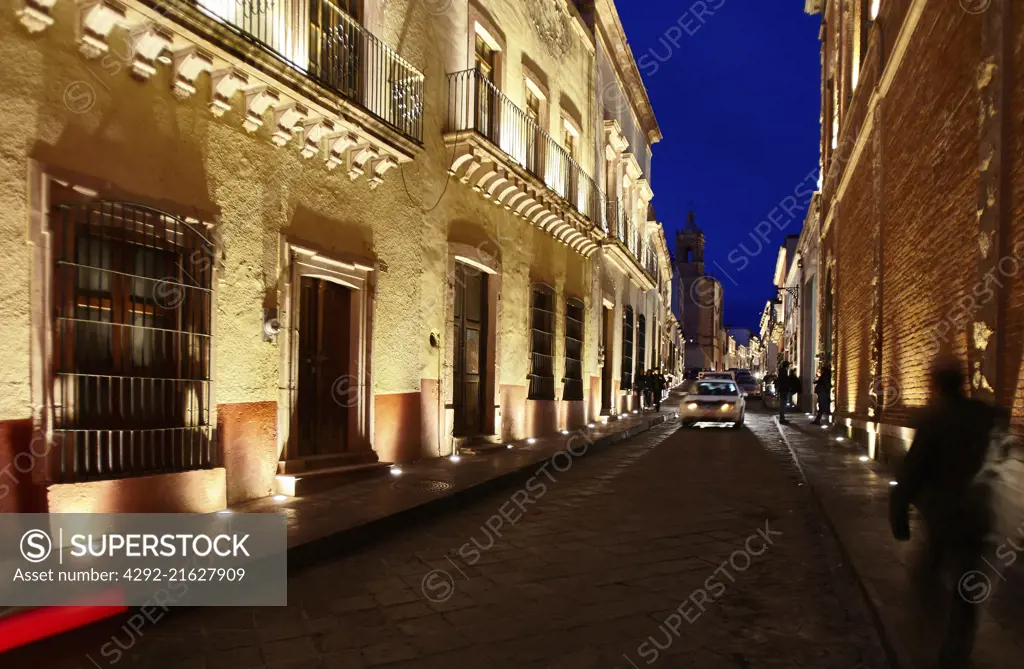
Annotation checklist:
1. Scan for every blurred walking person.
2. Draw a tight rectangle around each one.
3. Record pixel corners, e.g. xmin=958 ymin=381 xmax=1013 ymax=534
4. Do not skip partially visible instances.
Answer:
xmin=788 ymin=368 xmax=800 ymax=410
xmin=653 ymin=369 xmax=665 ymax=412
xmin=776 ymin=361 xmax=790 ymax=424
xmin=811 ymin=366 xmax=831 ymax=424
xmin=890 ymin=359 xmax=1006 ymax=669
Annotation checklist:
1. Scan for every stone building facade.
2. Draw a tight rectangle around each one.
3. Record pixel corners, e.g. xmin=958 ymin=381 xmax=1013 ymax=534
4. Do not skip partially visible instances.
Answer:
xmin=0 ymin=0 xmax=676 ymax=513
xmin=806 ymin=0 xmax=1024 ymax=504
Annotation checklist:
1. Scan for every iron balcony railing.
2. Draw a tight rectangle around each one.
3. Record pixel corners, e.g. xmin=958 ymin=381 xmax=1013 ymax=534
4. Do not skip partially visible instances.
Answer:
xmin=605 ymin=198 xmax=633 ymax=249
xmin=644 ymin=246 xmax=658 ymax=279
xmin=192 ymin=0 xmax=424 ymax=141
xmin=447 ymin=69 xmax=603 ymax=223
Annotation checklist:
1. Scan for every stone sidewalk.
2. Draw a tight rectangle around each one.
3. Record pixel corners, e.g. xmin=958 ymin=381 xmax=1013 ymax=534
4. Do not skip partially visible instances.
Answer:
xmin=230 ymin=403 xmax=675 ymax=560
xmin=774 ymin=416 xmax=1024 ymax=669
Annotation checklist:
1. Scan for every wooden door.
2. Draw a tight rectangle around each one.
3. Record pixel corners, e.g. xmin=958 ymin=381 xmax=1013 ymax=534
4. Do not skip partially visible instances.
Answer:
xmin=601 ymin=306 xmax=613 ymax=414
xmin=453 ymin=264 xmax=487 ymax=436
xmin=297 ymin=277 xmax=351 ymax=456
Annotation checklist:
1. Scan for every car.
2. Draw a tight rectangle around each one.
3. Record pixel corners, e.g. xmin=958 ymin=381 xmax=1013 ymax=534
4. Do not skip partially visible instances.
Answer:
xmin=680 ymin=379 xmax=745 ymax=428
xmin=698 ymin=370 xmax=736 ymax=381
xmin=733 ymin=369 xmax=760 ymax=398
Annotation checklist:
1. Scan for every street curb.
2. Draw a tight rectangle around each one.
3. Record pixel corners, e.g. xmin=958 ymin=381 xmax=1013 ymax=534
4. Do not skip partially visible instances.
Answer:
xmin=772 ymin=417 xmax=914 ymax=669
xmin=288 ymin=413 xmax=674 ymax=571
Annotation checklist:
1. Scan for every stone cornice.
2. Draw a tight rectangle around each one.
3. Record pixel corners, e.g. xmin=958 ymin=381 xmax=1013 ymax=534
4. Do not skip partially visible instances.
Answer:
xmin=20 ymin=0 xmax=420 ymax=187
xmin=593 ymin=0 xmax=662 ymax=145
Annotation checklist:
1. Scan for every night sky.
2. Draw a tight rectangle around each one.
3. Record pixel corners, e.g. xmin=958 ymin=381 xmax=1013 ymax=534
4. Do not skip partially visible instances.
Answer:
xmin=617 ymin=1 xmax=822 ymax=331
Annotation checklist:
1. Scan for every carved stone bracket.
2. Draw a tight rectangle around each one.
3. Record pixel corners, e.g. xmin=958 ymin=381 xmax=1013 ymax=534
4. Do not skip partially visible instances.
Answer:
xmin=17 ymin=0 xmax=58 ymax=33
xmin=300 ymin=118 xmax=334 ymax=159
xmin=325 ymin=132 xmax=360 ymax=170
xmin=271 ymin=103 xmax=308 ymax=147
xmin=348 ymin=145 xmax=379 ymax=180
xmin=172 ymin=47 xmax=214 ymax=99
xmin=242 ymin=86 xmax=280 ymax=133
xmin=209 ymin=68 xmax=247 ymax=117
xmin=368 ymin=156 xmax=398 ymax=190
xmin=78 ymin=0 xmax=128 ymax=59
xmin=128 ymin=23 xmax=173 ymax=79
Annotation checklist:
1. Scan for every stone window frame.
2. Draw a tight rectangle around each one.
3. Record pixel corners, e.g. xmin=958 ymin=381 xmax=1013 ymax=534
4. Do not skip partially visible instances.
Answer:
xmin=467 ymin=2 xmax=507 ymax=91
xmin=27 ymin=160 xmax=221 ymax=485
xmin=277 ymin=238 xmax=376 ymax=461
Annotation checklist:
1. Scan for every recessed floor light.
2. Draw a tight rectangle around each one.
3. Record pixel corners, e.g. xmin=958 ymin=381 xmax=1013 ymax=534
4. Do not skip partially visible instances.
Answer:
xmin=836 ymin=436 xmax=845 ymax=442
xmin=390 ymin=467 xmax=403 ymax=476
xmin=506 ymin=444 xmax=513 ymax=449
xmin=587 ymin=423 xmax=596 ymax=428
xmin=889 ymin=480 xmax=899 ymax=486
xmin=859 ymin=455 xmax=869 ymax=462
xmin=560 ymin=430 xmax=569 ymax=435
xmin=449 ymin=455 xmax=461 ymax=463
xmin=217 ymin=509 xmax=232 ymax=515
xmin=273 ymin=495 xmax=288 ymax=502
xmin=527 ymin=438 xmax=536 ymax=444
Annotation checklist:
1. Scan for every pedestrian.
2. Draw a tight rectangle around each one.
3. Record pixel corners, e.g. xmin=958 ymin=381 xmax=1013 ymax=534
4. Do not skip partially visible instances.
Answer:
xmin=889 ymin=358 xmax=1006 ymax=669
xmin=653 ymin=368 xmax=665 ymax=412
xmin=788 ymin=367 xmax=800 ymax=410
xmin=811 ymin=366 xmax=831 ymax=424
xmin=776 ymin=362 xmax=790 ymax=424
xmin=644 ymin=369 xmax=655 ymax=410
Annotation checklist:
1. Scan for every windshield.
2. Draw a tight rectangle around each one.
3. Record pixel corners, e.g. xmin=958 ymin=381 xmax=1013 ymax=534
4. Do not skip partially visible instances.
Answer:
xmin=693 ymin=381 xmax=739 ymax=396
xmin=735 ymin=372 xmax=754 ymax=383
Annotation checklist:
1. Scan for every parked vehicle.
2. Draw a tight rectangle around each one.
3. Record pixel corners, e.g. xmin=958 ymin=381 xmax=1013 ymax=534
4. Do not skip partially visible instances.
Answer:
xmin=681 ymin=379 xmax=746 ymax=428
xmin=733 ymin=369 xmax=759 ymax=398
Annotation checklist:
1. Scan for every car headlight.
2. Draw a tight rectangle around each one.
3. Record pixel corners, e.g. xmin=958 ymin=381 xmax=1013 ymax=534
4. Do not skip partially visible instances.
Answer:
xmin=721 ymin=404 xmax=731 ymax=411
xmin=687 ymin=403 xmax=698 ymax=410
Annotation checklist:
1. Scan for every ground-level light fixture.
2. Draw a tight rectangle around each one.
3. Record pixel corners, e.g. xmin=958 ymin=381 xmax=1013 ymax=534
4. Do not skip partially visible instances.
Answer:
xmin=820 ymin=425 xmax=828 ymax=430
xmin=859 ymin=455 xmax=869 ymax=462
xmin=449 ymin=455 xmax=461 ymax=463
xmin=527 ymin=438 xmax=537 ymax=444
xmin=217 ymin=509 xmax=232 ymax=515
xmin=560 ymin=430 xmax=569 ymax=435
xmin=587 ymin=423 xmax=596 ymax=428
xmin=836 ymin=436 xmax=845 ymax=442
xmin=506 ymin=444 xmax=513 ymax=449
xmin=889 ymin=480 xmax=899 ymax=486
xmin=273 ymin=495 xmax=288 ymax=502
xmin=390 ymin=466 xmax=403 ymax=476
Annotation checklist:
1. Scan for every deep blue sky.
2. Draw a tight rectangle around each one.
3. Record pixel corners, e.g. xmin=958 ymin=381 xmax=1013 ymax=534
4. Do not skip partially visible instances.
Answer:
xmin=618 ymin=1 xmax=822 ymax=331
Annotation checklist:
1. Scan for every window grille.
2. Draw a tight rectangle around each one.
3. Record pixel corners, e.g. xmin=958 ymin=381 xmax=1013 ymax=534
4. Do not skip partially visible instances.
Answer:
xmin=50 ymin=201 xmax=215 ymax=482
xmin=637 ymin=314 xmax=647 ymax=377
xmin=621 ymin=306 xmax=634 ymax=390
xmin=529 ymin=288 xmax=555 ymax=400
xmin=563 ymin=299 xmax=584 ymax=401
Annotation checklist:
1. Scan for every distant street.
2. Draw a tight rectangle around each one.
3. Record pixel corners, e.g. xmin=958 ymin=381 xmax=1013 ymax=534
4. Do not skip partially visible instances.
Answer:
xmin=7 ymin=395 xmax=889 ymax=669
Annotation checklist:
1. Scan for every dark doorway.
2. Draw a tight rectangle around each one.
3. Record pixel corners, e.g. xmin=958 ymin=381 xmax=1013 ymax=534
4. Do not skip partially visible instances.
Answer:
xmin=297 ymin=277 xmax=351 ymax=456
xmin=601 ymin=305 xmax=613 ymax=414
xmin=453 ymin=263 xmax=488 ymax=436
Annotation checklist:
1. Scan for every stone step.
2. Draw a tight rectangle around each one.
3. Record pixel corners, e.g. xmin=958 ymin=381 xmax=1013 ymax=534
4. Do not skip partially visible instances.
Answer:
xmin=277 ymin=452 xmax=378 ymax=475
xmin=275 ymin=462 xmax=393 ymax=497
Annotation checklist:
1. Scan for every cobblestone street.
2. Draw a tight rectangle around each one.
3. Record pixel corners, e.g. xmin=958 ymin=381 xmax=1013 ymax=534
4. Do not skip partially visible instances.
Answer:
xmin=8 ymin=403 xmax=890 ymax=669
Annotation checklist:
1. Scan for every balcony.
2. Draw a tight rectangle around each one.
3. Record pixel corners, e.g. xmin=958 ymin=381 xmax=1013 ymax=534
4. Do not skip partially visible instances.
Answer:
xmin=189 ymin=0 xmax=424 ymax=142
xmin=22 ymin=0 xmax=424 ymax=187
xmin=445 ymin=69 xmax=603 ymax=256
